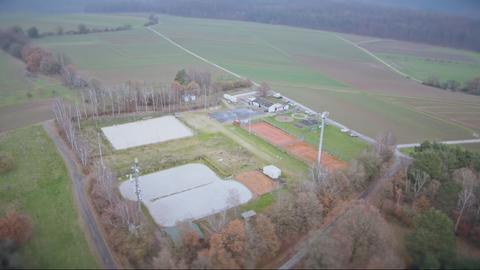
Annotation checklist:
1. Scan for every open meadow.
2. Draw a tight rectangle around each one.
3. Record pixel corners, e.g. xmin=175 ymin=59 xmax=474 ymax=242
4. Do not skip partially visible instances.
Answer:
xmin=0 ymin=50 xmax=75 ymax=132
xmin=0 ymin=125 xmax=97 ymax=268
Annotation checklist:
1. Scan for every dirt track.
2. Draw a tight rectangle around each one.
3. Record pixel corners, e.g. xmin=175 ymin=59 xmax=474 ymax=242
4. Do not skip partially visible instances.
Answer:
xmin=43 ymin=121 xmax=118 ymax=269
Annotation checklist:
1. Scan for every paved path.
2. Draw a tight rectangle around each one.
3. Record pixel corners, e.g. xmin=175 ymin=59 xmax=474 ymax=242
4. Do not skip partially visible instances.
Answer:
xmin=43 ymin=120 xmax=118 ymax=269
xmin=397 ymin=139 xmax=480 ymax=149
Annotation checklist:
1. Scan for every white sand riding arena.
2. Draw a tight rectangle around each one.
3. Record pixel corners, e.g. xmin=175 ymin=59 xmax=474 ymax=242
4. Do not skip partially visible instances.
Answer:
xmin=101 ymin=115 xmax=193 ymax=150
xmin=119 ymin=163 xmax=252 ymax=227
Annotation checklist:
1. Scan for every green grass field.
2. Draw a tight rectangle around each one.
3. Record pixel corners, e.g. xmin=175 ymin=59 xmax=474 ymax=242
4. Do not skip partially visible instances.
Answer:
xmin=0 ymin=51 xmax=74 ymax=108
xmin=263 ymin=114 xmax=369 ymax=161
xmin=0 ymin=125 xmax=97 ymax=268
xmin=379 ymin=52 xmax=480 ymax=83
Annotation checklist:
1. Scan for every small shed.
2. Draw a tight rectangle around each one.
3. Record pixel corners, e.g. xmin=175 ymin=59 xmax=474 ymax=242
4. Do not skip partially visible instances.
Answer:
xmin=223 ymin=94 xmax=238 ymax=103
xmin=263 ymin=165 xmax=281 ymax=179
xmin=241 ymin=210 xmax=257 ymax=220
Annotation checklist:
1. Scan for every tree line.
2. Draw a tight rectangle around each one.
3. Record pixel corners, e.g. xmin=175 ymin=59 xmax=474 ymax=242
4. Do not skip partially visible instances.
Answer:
xmin=86 ymin=0 xmax=480 ymax=52
xmin=424 ymin=76 xmax=480 ymax=96
xmin=25 ymin=23 xmax=132 ymax=39
xmin=377 ymin=142 xmax=480 ymax=268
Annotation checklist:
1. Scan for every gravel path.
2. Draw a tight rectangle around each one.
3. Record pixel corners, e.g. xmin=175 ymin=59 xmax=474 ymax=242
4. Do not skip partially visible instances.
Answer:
xmin=397 ymin=138 xmax=480 ymax=148
xmin=43 ymin=120 xmax=117 ymax=269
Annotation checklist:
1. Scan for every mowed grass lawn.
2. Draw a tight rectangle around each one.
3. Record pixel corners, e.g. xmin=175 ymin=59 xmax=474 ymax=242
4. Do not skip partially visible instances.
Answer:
xmin=0 ymin=125 xmax=98 ymax=268
xmin=263 ymin=115 xmax=369 ymax=161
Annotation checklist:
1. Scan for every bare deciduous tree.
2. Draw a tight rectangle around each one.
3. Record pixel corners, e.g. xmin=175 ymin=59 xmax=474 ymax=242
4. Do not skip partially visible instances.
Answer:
xmin=257 ymin=82 xmax=271 ymax=97
xmin=453 ymin=168 xmax=478 ymax=232
xmin=408 ymin=168 xmax=430 ymax=199
xmin=374 ymin=131 xmax=396 ymax=163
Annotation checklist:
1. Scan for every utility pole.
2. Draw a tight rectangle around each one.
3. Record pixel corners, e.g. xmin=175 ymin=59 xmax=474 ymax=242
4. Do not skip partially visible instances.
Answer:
xmin=317 ymin=111 xmax=329 ymax=178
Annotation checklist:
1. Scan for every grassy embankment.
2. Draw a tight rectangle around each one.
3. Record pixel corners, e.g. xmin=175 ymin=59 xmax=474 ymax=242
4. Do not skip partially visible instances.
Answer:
xmin=0 ymin=125 xmax=98 ymax=268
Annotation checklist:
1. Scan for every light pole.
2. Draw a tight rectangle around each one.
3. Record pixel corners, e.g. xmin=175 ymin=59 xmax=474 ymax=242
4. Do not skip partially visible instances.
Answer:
xmin=317 ymin=111 xmax=329 ymax=177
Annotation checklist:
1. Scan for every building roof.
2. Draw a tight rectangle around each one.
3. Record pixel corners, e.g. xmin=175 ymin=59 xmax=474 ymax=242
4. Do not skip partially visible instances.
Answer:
xmin=263 ymin=165 xmax=282 ymax=179
xmin=241 ymin=210 xmax=257 ymax=219
xmin=252 ymin=98 xmax=274 ymax=108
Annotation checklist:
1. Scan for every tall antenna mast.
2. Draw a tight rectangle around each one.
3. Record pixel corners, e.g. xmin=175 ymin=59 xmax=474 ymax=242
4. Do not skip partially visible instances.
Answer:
xmin=131 ymin=158 xmax=142 ymax=212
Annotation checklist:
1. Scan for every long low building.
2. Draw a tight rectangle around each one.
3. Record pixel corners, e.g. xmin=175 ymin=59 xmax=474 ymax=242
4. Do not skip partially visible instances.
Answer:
xmin=249 ymin=97 xmax=289 ymax=112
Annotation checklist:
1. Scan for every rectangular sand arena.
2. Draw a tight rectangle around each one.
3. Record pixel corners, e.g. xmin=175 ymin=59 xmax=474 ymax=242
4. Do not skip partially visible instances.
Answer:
xmin=119 ymin=163 xmax=252 ymax=227
xmin=101 ymin=115 xmax=193 ymax=150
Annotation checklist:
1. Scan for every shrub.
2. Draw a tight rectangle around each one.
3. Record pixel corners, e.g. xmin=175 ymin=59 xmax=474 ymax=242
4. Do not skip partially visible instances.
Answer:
xmin=0 ymin=152 xmax=15 ymax=174
xmin=0 ymin=211 xmax=32 ymax=246
xmin=406 ymin=209 xmax=455 ymax=269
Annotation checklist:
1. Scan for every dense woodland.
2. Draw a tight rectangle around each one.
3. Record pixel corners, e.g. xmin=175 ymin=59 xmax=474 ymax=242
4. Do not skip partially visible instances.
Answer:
xmin=86 ymin=0 xmax=480 ymax=52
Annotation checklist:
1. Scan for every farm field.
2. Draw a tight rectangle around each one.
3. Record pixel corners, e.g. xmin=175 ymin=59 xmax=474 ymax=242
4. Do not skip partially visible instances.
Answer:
xmin=0 ymin=13 xmax=147 ymax=32
xmin=0 ymin=125 xmax=98 ymax=268
xmin=355 ymin=37 xmax=480 ymax=84
xmin=3 ymin=13 xmax=479 ymax=142
xmin=0 ymin=51 xmax=75 ymax=107
xmin=0 ymin=51 xmax=76 ymax=132
xmin=149 ymin=15 xmax=480 ymax=143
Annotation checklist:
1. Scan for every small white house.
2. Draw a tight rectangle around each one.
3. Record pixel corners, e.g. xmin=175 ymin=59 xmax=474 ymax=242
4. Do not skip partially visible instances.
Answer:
xmin=223 ymin=94 xmax=238 ymax=103
xmin=182 ymin=94 xmax=196 ymax=103
xmin=263 ymin=165 xmax=281 ymax=179
xmin=272 ymin=103 xmax=290 ymax=112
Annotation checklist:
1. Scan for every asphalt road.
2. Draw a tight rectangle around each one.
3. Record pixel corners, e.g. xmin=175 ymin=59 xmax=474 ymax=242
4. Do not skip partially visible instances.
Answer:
xmin=43 ymin=120 xmax=117 ymax=269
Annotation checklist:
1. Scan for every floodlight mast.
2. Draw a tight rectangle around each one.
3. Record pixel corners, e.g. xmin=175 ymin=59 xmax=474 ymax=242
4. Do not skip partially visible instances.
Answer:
xmin=317 ymin=111 xmax=329 ymax=177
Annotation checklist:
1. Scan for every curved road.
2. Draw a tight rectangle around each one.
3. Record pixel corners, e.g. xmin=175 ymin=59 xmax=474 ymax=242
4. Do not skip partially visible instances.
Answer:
xmin=43 ymin=121 xmax=117 ymax=269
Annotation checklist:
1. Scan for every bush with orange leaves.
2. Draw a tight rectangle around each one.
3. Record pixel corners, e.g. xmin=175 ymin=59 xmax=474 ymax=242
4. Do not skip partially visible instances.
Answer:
xmin=208 ymin=219 xmax=246 ymax=268
xmin=0 ymin=211 xmax=32 ymax=247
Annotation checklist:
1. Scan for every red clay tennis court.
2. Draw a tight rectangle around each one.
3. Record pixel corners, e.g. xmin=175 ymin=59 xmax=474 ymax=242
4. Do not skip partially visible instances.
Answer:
xmin=249 ymin=122 xmax=346 ymax=170
xmin=249 ymin=122 xmax=297 ymax=146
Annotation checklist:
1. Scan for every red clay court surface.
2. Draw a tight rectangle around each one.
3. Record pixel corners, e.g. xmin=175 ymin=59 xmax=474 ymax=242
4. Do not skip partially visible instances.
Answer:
xmin=234 ymin=170 xmax=278 ymax=197
xmin=248 ymin=122 xmax=346 ymax=170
